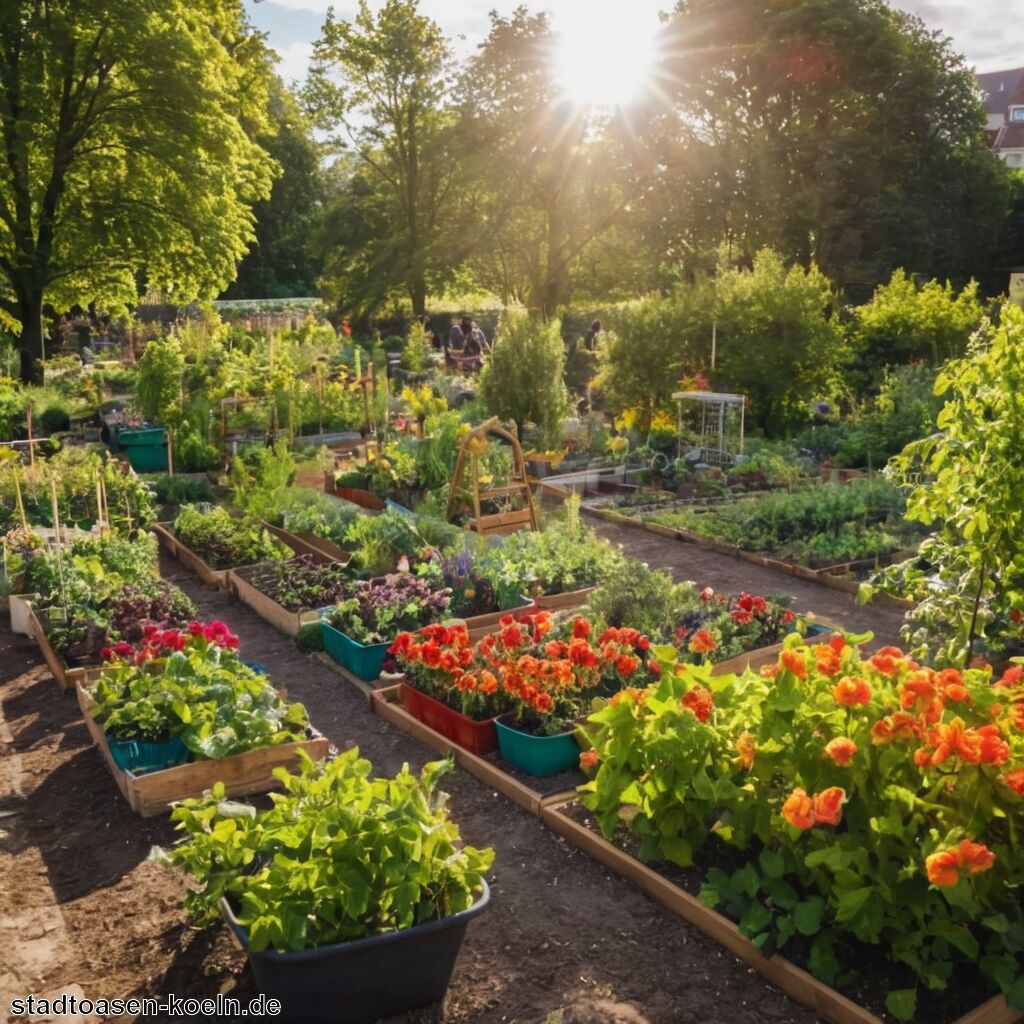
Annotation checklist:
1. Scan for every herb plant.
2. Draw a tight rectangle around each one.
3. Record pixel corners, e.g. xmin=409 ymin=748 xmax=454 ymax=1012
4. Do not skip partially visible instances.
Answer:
xmin=173 ymin=505 xmax=289 ymax=569
xmin=165 ymin=749 xmax=494 ymax=951
xmin=325 ymin=573 xmax=452 ymax=645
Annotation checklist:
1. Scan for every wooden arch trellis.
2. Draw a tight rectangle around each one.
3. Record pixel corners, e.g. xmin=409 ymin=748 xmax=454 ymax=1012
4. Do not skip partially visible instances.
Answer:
xmin=446 ymin=418 xmax=538 ymax=536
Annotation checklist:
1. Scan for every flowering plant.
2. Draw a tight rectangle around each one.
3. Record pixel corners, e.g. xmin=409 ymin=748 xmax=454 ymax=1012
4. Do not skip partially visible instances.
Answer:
xmin=390 ymin=612 xmax=657 ymax=735
xmin=579 ymin=635 xmax=1024 ymax=1019
xmin=88 ymin=622 xmax=309 ymax=758
xmin=672 ymin=588 xmax=799 ymax=664
xmin=325 ymin=573 xmax=452 ymax=645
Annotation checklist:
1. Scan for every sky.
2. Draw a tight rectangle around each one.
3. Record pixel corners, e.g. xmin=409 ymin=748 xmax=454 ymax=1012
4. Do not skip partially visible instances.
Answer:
xmin=245 ymin=0 xmax=1023 ymax=89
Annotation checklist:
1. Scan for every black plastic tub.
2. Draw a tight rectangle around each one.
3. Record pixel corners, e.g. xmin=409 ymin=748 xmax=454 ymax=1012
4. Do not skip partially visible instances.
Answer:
xmin=219 ymin=880 xmax=490 ymax=1023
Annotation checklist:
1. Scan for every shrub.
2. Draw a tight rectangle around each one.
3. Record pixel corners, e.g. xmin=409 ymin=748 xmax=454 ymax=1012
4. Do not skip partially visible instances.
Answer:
xmin=478 ymin=312 xmax=569 ymax=444
xmin=136 ymin=334 xmax=184 ymax=425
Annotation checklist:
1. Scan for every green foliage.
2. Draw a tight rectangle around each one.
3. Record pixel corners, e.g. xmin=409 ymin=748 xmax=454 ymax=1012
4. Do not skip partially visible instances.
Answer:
xmin=0 ymin=0 xmax=276 ymax=380
xmin=136 ymin=336 xmax=184 ymax=425
xmin=851 ymin=271 xmax=985 ymax=388
xmin=166 ymin=750 xmax=493 ymax=950
xmin=343 ymin=508 xmax=427 ymax=577
xmin=149 ymin=475 xmax=214 ymax=507
xmin=648 ymin=479 xmax=919 ymax=566
xmin=478 ymin=313 xmax=569 ymax=444
xmin=583 ymin=560 xmax=680 ymax=639
xmin=295 ymin=621 xmax=325 ymax=652
xmin=882 ymin=304 xmax=1024 ymax=665
xmin=173 ymin=506 xmax=289 ymax=570
xmin=89 ymin=635 xmax=309 ymax=757
xmin=400 ymin=322 xmax=430 ymax=370
xmin=229 ymin=442 xmax=297 ymax=522
xmin=712 ymin=250 xmax=847 ymax=436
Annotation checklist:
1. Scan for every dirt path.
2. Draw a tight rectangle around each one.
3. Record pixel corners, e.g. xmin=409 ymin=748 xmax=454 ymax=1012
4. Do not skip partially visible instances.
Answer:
xmin=587 ymin=517 xmax=908 ymax=649
xmin=0 ymin=554 xmax=825 ymax=1024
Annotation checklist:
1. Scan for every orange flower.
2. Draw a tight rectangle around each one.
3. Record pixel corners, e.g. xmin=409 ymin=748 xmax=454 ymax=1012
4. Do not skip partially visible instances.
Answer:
xmin=900 ymin=672 xmax=937 ymax=711
xmin=579 ymin=749 xmax=600 ymax=770
xmin=680 ymin=684 xmax=714 ymax=723
xmin=780 ymin=649 xmax=807 ymax=680
xmin=760 ymin=663 xmax=779 ymax=680
xmin=688 ymin=629 xmax=716 ymax=655
xmin=782 ymin=787 xmax=815 ymax=830
xmin=533 ymin=691 xmax=554 ymax=714
xmin=976 ymin=725 xmax=1010 ymax=766
xmin=1002 ymin=768 xmax=1024 ymax=796
xmin=572 ymin=617 xmax=591 ymax=640
xmin=824 ymin=737 xmax=857 ymax=766
xmin=815 ymin=645 xmax=842 ymax=677
xmin=828 ymin=634 xmax=847 ymax=656
xmin=870 ymin=651 xmax=902 ymax=676
xmin=812 ymin=787 xmax=846 ymax=826
xmin=958 ymin=839 xmax=996 ymax=874
xmin=615 ymin=654 xmax=639 ymax=677
xmin=929 ymin=718 xmax=982 ymax=766
xmin=926 ymin=848 xmax=962 ymax=887
xmin=871 ymin=712 xmax=920 ymax=746
xmin=834 ymin=676 xmax=872 ymax=707
xmin=735 ymin=731 xmax=756 ymax=770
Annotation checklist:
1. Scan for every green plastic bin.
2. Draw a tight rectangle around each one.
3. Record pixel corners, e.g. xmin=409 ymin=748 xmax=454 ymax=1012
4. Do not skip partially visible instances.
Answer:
xmin=321 ymin=620 xmax=389 ymax=681
xmin=118 ymin=426 xmax=169 ymax=473
xmin=494 ymin=715 xmax=581 ymax=777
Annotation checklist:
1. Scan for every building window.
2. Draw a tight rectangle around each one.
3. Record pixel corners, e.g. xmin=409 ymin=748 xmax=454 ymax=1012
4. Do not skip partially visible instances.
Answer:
xmin=1010 ymin=105 xmax=1024 ymax=123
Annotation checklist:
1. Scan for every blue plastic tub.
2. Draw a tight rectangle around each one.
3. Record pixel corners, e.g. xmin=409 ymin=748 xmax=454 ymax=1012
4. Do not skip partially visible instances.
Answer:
xmin=107 ymin=734 xmax=190 ymax=775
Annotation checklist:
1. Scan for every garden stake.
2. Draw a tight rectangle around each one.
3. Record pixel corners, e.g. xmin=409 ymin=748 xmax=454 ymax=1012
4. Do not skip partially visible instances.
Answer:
xmin=13 ymin=470 xmax=28 ymax=534
xmin=49 ymin=476 xmax=69 ymax=617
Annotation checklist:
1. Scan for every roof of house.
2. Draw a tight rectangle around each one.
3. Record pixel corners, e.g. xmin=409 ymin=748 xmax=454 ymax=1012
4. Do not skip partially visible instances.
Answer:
xmin=995 ymin=123 xmax=1024 ymax=150
xmin=977 ymin=67 xmax=1024 ymax=116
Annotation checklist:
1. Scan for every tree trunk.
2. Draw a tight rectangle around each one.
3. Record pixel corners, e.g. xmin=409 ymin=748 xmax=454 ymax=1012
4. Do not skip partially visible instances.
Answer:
xmin=410 ymin=275 xmax=427 ymax=317
xmin=16 ymin=289 xmax=45 ymax=384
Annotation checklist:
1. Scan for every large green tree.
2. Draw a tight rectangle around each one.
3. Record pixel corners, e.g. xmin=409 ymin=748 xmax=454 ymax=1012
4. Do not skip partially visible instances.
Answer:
xmin=307 ymin=0 xmax=465 ymax=316
xmin=0 ymin=0 xmax=276 ymax=381
xmin=636 ymin=0 xmax=1010 ymax=296
xmin=224 ymin=82 xmax=325 ymax=300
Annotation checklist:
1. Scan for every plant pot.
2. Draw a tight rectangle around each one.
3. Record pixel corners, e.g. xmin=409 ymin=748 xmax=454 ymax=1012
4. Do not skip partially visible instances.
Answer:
xmin=106 ymin=734 xmax=190 ymax=775
xmin=10 ymin=593 xmax=37 ymax=635
xmin=218 ymin=881 xmax=490 ymax=1024
xmin=494 ymin=714 xmax=581 ymax=777
xmin=399 ymin=682 xmax=498 ymax=755
xmin=320 ymin=620 xmax=389 ymax=681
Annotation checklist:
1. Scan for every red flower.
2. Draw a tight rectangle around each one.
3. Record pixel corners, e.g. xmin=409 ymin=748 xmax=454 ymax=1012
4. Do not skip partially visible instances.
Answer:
xmin=572 ymin=617 xmax=591 ymax=639
xmin=688 ymin=629 xmax=716 ymax=655
xmin=579 ymin=749 xmax=600 ymax=770
xmin=680 ymin=685 xmax=713 ymax=723
xmin=615 ymin=654 xmax=639 ymax=677
xmin=1002 ymin=768 xmax=1024 ymax=796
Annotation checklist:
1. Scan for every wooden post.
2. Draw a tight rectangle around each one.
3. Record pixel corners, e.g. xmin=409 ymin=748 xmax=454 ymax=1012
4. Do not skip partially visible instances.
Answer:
xmin=26 ymin=406 xmax=35 ymax=475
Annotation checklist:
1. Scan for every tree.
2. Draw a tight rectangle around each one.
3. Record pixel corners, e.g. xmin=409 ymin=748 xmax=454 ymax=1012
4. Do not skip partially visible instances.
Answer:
xmin=638 ymin=0 xmax=1010 ymax=296
xmin=478 ymin=312 xmax=569 ymax=443
xmin=306 ymin=0 xmax=465 ymax=316
xmin=0 ymin=0 xmax=276 ymax=382
xmin=849 ymin=271 xmax=985 ymax=389
xmin=224 ymin=82 xmax=325 ymax=300
xmin=458 ymin=9 xmax=641 ymax=315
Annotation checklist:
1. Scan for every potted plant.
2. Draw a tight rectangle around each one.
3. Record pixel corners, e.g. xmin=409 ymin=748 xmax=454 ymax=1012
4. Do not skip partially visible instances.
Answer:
xmin=164 ymin=749 xmax=493 ymax=1024
xmin=321 ymin=574 xmax=452 ymax=681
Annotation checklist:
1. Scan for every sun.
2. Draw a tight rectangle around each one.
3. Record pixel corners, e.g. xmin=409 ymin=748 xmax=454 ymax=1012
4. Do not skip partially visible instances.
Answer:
xmin=552 ymin=13 xmax=660 ymax=110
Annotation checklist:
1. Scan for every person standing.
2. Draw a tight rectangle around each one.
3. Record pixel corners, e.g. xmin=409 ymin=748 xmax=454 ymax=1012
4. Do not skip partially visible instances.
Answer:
xmin=584 ymin=318 xmax=602 ymax=352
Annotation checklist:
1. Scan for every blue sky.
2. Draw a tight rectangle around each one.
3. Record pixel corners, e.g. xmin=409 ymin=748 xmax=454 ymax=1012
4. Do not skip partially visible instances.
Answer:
xmin=244 ymin=0 xmax=1024 ymax=87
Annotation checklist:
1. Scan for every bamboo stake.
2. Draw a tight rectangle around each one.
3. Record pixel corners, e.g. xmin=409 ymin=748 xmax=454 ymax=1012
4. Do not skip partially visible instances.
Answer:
xmin=26 ymin=406 xmax=35 ymax=475
xmin=13 ymin=470 xmax=28 ymax=534
xmin=49 ymin=477 xmax=68 ymax=617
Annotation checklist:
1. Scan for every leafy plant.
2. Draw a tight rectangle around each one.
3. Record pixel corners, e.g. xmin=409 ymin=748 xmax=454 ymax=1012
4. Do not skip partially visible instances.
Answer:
xmin=239 ymin=555 xmax=355 ymax=612
xmin=326 ymin=572 xmax=452 ymax=645
xmin=173 ymin=506 xmax=289 ymax=570
xmin=89 ymin=623 xmax=310 ymax=758
xmin=164 ymin=749 xmax=493 ymax=951
xmin=344 ymin=508 xmax=428 ymax=577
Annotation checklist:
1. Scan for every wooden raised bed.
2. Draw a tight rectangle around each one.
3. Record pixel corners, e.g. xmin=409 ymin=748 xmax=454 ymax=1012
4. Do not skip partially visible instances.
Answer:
xmin=228 ymin=556 xmax=347 ymax=638
xmin=534 ymin=585 xmax=599 ymax=613
xmin=261 ymin=520 xmax=352 ymax=564
xmin=151 ymin=523 xmax=230 ymax=589
xmin=26 ymin=602 xmax=102 ymax=693
xmin=75 ymin=682 xmax=330 ymax=817
xmin=330 ymin=484 xmax=386 ymax=511
xmin=540 ymin=797 xmax=1021 ymax=1024
xmin=371 ymin=685 xmax=576 ymax=818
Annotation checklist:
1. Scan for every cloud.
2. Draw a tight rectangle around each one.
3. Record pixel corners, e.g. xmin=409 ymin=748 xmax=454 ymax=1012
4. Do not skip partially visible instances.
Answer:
xmin=272 ymin=40 xmax=315 ymax=84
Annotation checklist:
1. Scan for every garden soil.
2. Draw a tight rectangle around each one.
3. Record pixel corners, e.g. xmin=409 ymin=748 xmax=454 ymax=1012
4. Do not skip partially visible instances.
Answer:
xmin=0 ymin=546 xmax=886 ymax=1024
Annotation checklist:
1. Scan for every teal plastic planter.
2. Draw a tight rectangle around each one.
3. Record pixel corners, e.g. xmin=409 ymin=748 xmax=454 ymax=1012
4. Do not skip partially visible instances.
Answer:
xmin=494 ymin=715 xmax=581 ymax=777
xmin=107 ymin=734 xmax=189 ymax=775
xmin=321 ymin=619 xmax=390 ymax=681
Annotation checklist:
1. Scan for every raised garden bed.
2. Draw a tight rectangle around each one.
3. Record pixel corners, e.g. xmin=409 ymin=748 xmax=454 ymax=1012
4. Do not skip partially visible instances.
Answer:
xmin=75 ymin=682 xmax=330 ymax=817
xmin=26 ymin=601 xmax=101 ymax=693
xmin=539 ymin=797 xmax=1021 ymax=1024
xmin=261 ymin=520 xmax=352 ymax=563
xmin=228 ymin=555 xmax=351 ymax=638
xmin=372 ymin=685 xmax=579 ymax=817
xmin=534 ymin=585 xmax=599 ymax=612
xmin=152 ymin=522 xmax=230 ymax=589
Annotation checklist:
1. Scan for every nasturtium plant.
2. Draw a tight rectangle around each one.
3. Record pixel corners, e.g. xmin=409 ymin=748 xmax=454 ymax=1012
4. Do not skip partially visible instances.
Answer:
xmin=578 ymin=635 xmax=1024 ymax=1017
xmin=165 ymin=749 xmax=494 ymax=952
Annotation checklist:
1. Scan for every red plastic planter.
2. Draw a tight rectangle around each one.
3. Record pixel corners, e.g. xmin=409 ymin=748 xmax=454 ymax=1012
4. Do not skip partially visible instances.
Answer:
xmin=399 ymin=682 xmax=498 ymax=755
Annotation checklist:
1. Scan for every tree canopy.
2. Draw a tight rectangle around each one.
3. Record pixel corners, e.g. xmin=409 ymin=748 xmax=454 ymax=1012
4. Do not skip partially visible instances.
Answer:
xmin=0 ymin=0 xmax=276 ymax=380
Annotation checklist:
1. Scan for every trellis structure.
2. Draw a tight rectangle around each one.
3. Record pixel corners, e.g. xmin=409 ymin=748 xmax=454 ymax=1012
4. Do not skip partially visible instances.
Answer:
xmin=673 ymin=390 xmax=746 ymax=466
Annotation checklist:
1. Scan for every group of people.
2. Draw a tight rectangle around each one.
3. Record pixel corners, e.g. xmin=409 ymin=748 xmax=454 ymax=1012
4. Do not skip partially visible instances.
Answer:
xmin=445 ymin=316 xmax=490 ymax=370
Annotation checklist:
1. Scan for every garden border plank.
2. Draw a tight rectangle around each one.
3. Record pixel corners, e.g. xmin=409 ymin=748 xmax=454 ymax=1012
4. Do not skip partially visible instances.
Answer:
xmin=260 ymin=520 xmax=353 ymax=563
xmin=74 ymin=682 xmax=330 ymax=817
xmin=539 ymin=796 xmax=1021 ymax=1024
xmin=370 ymin=686 xmax=576 ymax=818
xmin=228 ymin=563 xmax=326 ymax=638
xmin=25 ymin=601 xmax=97 ymax=693
xmin=152 ymin=523 xmax=229 ymax=589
